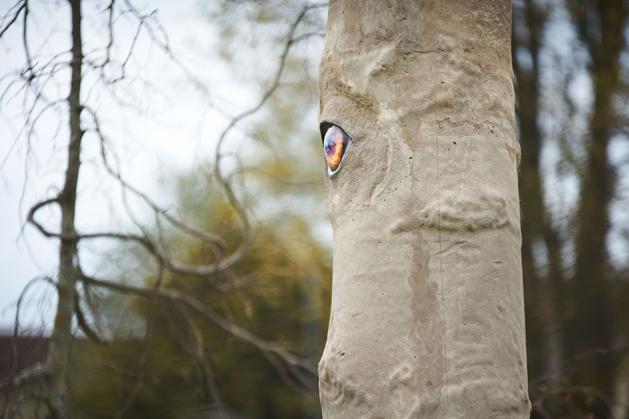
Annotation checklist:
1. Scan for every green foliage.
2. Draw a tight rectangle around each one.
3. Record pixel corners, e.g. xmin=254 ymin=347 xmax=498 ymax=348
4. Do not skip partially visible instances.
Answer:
xmin=69 ymin=174 xmax=331 ymax=418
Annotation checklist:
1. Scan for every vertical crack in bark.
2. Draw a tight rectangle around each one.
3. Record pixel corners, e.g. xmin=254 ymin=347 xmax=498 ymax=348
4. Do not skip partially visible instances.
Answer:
xmin=435 ymin=136 xmax=449 ymax=417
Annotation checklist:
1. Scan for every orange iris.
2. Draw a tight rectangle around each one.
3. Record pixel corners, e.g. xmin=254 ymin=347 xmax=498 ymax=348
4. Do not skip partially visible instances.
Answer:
xmin=326 ymin=131 xmax=344 ymax=171
xmin=323 ymin=125 xmax=351 ymax=176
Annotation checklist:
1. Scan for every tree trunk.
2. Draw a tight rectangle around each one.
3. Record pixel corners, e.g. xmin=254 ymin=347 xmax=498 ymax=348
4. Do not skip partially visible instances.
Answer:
xmin=318 ymin=1 xmax=530 ymax=418
xmin=513 ymin=0 xmax=564 ymax=387
xmin=611 ymin=355 xmax=629 ymax=419
xmin=47 ymin=0 xmax=83 ymax=417
xmin=570 ymin=0 xmax=626 ymax=399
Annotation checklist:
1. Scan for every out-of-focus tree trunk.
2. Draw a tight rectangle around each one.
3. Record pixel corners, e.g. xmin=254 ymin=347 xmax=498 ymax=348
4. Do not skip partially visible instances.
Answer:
xmin=47 ymin=0 xmax=83 ymax=416
xmin=513 ymin=0 xmax=564 ymax=387
xmin=611 ymin=355 xmax=629 ymax=419
xmin=569 ymin=0 xmax=626 ymax=400
xmin=318 ymin=1 xmax=529 ymax=417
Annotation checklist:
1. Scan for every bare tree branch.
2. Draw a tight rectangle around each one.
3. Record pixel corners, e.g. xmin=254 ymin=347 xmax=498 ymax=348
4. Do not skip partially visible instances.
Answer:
xmin=78 ymin=273 xmax=317 ymax=381
xmin=211 ymin=2 xmax=327 ymax=273
xmin=4 ymin=1 xmax=326 ymax=414
xmin=0 ymin=1 xmax=25 ymax=39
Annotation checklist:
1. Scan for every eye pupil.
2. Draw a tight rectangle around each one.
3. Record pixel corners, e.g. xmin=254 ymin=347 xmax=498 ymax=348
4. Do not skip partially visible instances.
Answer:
xmin=322 ymin=125 xmax=351 ymax=177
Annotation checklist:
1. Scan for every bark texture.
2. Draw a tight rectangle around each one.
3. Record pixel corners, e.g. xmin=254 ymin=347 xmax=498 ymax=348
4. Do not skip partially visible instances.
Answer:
xmin=318 ymin=1 xmax=530 ymax=418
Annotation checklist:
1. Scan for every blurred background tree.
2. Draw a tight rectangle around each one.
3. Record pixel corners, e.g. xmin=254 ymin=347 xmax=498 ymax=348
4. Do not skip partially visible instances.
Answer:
xmin=62 ymin=3 xmax=332 ymax=417
xmin=1 ymin=0 xmax=330 ymax=417
xmin=513 ymin=0 xmax=629 ymax=417
xmin=69 ymin=175 xmax=331 ymax=419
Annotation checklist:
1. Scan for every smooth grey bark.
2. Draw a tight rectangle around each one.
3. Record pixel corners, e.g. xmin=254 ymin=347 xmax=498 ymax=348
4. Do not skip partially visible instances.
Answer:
xmin=318 ymin=1 xmax=530 ymax=418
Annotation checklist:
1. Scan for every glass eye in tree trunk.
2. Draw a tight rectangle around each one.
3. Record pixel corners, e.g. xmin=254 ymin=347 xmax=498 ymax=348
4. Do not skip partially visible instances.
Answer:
xmin=318 ymin=1 xmax=530 ymax=418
